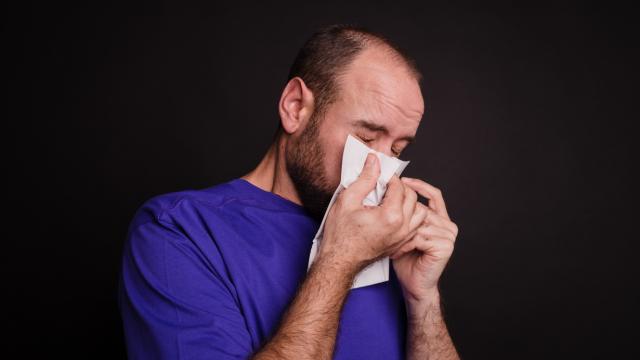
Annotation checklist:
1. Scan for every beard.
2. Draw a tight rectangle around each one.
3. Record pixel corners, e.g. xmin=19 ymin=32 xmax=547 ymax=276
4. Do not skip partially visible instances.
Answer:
xmin=285 ymin=112 xmax=336 ymax=221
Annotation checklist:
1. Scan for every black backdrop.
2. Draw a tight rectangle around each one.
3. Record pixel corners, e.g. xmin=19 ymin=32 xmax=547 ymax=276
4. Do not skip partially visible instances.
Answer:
xmin=5 ymin=1 xmax=638 ymax=358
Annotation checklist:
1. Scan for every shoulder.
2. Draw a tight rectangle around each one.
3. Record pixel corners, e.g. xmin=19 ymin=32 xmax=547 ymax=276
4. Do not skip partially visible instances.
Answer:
xmin=121 ymin=180 xmax=245 ymax=285
xmin=128 ymin=179 xmax=242 ymax=230
xmin=122 ymin=179 xmax=252 ymax=262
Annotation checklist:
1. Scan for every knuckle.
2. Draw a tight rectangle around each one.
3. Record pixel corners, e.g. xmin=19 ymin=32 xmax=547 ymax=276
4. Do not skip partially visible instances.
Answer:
xmin=384 ymin=210 xmax=403 ymax=228
xmin=407 ymin=188 xmax=417 ymax=202
xmin=423 ymin=207 xmax=432 ymax=221
xmin=417 ymin=202 xmax=428 ymax=213
xmin=451 ymin=223 xmax=459 ymax=236
xmin=442 ymin=240 xmax=455 ymax=252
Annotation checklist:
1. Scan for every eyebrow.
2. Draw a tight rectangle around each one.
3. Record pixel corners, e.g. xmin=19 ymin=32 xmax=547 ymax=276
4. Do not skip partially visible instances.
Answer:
xmin=352 ymin=119 xmax=416 ymax=144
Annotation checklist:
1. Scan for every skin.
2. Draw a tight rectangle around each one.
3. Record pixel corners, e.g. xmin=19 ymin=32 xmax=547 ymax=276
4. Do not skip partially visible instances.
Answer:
xmin=243 ymin=45 xmax=460 ymax=359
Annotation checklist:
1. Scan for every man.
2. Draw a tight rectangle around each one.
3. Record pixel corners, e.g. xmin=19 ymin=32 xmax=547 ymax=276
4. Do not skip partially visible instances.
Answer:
xmin=119 ymin=24 xmax=460 ymax=359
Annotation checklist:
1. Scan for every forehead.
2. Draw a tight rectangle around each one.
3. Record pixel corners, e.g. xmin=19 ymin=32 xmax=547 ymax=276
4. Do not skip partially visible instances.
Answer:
xmin=335 ymin=46 xmax=424 ymax=130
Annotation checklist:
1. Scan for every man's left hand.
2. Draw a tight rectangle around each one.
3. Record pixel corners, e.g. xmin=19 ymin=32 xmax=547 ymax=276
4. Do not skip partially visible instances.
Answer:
xmin=390 ymin=177 xmax=458 ymax=307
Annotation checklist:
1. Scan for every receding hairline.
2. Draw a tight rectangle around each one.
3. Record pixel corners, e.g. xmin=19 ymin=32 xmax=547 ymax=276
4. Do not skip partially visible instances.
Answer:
xmin=327 ymin=40 xmax=424 ymax=120
xmin=314 ymin=27 xmax=422 ymax=84
xmin=336 ymin=41 xmax=423 ymax=91
xmin=344 ymin=32 xmax=422 ymax=82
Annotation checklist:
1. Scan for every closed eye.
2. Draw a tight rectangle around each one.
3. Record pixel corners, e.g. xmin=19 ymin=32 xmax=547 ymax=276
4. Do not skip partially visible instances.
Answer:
xmin=358 ymin=135 xmax=375 ymax=144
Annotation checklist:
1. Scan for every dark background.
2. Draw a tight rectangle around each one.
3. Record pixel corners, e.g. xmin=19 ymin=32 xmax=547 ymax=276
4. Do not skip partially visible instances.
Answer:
xmin=5 ymin=1 xmax=638 ymax=358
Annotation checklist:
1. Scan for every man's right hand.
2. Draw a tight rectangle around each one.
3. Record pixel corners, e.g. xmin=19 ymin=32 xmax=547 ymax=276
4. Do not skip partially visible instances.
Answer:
xmin=316 ymin=152 xmax=429 ymax=274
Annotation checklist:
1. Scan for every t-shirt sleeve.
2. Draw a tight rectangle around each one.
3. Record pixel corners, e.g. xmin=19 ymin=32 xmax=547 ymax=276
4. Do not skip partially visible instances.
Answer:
xmin=118 ymin=205 xmax=253 ymax=359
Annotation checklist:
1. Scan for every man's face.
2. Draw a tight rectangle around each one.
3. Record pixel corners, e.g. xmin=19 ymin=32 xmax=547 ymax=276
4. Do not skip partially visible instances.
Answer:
xmin=287 ymin=47 xmax=424 ymax=220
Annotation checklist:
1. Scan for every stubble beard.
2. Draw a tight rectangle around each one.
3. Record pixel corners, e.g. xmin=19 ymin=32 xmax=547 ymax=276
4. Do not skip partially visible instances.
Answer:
xmin=285 ymin=112 xmax=336 ymax=222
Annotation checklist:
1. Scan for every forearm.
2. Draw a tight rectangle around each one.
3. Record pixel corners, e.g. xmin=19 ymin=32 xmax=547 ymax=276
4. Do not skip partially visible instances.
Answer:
xmin=405 ymin=290 xmax=459 ymax=360
xmin=252 ymin=255 xmax=358 ymax=360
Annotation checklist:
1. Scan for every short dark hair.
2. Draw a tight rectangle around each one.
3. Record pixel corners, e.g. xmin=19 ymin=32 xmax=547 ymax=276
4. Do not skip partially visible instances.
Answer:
xmin=273 ymin=24 xmax=422 ymax=139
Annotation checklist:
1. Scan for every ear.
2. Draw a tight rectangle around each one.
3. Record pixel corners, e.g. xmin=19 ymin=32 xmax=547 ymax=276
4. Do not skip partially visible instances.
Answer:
xmin=278 ymin=77 xmax=315 ymax=134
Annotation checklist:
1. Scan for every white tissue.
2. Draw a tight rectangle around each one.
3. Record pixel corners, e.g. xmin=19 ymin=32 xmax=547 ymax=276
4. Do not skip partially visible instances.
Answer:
xmin=307 ymin=134 xmax=410 ymax=289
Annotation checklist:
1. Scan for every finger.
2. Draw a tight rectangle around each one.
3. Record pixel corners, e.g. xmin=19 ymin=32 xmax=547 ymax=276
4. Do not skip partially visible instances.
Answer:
xmin=389 ymin=232 xmax=425 ymax=259
xmin=421 ymin=207 xmax=459 ymax=237
xmin=408 ymin=201 xmax=429 ymax=234
xmin=342 ymin=153 xmax=380 ymax=207
xmin=417 ymin=224 xmax=456 ymax=242
xmin=390 ymin=232 xmax=457 ymax=260
xmin=400 ymin=177 xmax=450 ymax=220
xmin=401 ymin=184 xmax=418 ymax=229
xmin=410 ymin=236 xmax=455 ymax=259
xmin=380 ymin=175 xmax=405 ymax=215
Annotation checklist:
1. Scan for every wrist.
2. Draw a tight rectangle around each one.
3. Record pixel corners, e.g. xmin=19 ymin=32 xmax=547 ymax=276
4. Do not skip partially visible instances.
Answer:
xmin=404 ymin=288 xmax=441 ymax=322
xmin=312 ymin=251 xmax=362 ymax=282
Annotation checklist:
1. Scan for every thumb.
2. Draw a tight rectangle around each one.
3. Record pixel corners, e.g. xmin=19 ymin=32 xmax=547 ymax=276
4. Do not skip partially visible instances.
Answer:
xmin=342 ymin=152 xmax=380 ymax=206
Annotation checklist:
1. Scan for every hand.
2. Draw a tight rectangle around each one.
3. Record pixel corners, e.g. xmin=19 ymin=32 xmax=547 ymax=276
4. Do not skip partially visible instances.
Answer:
xmin=390 ymin=178 xmax=459 ymax=304
xmin=316 ymin=153 xmax=428 ymax=274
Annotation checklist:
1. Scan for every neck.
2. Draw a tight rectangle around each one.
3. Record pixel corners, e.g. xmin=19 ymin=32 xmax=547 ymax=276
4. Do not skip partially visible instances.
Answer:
xmin=241 ymin=135 xmax=303 ymax=206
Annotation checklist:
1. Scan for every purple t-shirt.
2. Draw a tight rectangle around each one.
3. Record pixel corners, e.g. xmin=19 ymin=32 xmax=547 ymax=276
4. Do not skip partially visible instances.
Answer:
xmin=118 ymin=178 xmax=408 ymax=359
